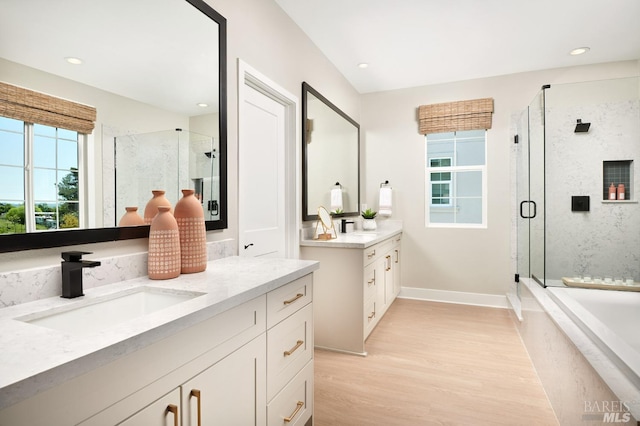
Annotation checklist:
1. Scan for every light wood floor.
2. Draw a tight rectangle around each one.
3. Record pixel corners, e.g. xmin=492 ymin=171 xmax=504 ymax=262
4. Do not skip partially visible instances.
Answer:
xmin=313 ymin=298 xmax=559 ymax=426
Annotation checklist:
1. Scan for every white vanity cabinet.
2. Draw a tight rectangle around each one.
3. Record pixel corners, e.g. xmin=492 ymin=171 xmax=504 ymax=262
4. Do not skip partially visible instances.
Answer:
xmin=301 ymin=231 xmax=401 ymax=355
xmin=0 ymin=262 xmax=316 ymax=426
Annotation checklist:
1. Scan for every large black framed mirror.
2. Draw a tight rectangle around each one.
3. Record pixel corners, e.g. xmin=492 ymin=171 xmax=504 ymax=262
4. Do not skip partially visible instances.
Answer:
xmin=302 ymin=82 xmax=360 ymax=221
xmin=0 ymin=0 xmax=227 ymax=253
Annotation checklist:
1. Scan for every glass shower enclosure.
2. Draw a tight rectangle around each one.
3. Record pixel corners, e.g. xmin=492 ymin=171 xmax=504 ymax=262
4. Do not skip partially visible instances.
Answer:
xmin=516 ymin=77 xmax=640 ymax=288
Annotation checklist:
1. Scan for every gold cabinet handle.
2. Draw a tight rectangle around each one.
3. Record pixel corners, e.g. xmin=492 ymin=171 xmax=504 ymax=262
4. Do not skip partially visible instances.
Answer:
xmin=368 ymin=311 xmax=375 ymax=321
xmin=395 ymin=249 xmax=399 ymax=264
xmin=166 ymin=404 xmax=179 ymax=426
xmin=284 ymin=339 xmax=304 ymax=356
xmin=283 ymin=293 xmax=303 ymax=305
xmin=284 ymin=401 xmax=304 ymax=423
xmin=367 ymin=249 xmax=376 ymax=259
xmin=367 ymin=270 xmax=375 ymax=287
xmin=190 ymin=389 xmax=202 ymax=426
xmin=385 ymin=255 xmax=391 ymax=271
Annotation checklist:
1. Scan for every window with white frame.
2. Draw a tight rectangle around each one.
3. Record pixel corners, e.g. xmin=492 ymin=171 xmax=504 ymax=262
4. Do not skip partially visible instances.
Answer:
xmin=425 ymin=130 xmax=487 ymax=228
xmin=0 ymin=116 xmax=83 ymax=234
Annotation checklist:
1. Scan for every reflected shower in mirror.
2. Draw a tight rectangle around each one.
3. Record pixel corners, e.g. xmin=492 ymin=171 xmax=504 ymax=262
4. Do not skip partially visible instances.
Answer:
xmin=0 ymin=0 xmax=227 ymax=252
xmin=302 ymin=82 xmax=360 ymax=221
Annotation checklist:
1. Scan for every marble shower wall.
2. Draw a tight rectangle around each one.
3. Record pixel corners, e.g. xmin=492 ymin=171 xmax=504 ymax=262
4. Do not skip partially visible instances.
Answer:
xmin=545 ymin=79 xmax=640 ymax=281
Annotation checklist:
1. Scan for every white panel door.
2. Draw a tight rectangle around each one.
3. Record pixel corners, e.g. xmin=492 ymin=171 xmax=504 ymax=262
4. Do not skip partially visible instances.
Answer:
xmin=239 ymin=84 xmax=286 ymax=258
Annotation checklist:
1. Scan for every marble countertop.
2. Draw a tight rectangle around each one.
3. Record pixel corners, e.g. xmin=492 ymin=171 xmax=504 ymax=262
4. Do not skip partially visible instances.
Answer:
xmin=300 ymin=223 xmax=403 ymax=249
xmin=0 ymin=256 xmax=319 ymax=410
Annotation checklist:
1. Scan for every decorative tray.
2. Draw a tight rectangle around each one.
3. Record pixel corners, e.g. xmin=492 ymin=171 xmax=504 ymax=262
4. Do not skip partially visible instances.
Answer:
xmin=561 ymin=277 xmax=640 ymax=292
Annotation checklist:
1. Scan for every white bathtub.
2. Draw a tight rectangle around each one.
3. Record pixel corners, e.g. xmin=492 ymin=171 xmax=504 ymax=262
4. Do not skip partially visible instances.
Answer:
xmin=547 ymin=287 xmax=640 ymax=390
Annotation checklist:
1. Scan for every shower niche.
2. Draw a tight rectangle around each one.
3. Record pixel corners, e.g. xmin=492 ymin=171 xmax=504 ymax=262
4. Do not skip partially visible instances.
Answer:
xmin=114 ymin=128 xmax=220 ymax=224
xmin=515 ymin=76 xmax=640 ymax=288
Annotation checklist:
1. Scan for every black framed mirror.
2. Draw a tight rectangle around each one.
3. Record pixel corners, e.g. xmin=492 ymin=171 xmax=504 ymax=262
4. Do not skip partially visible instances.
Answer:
xmin=0 ymin=0 xmax=227 ymax=253
xmin=302 ymin=82 xmax=360 ymax=221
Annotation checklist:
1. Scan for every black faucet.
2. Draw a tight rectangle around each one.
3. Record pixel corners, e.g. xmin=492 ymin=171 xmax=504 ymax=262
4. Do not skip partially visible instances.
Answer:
xmin=341 ymin=219 xmax=354 ymax=233
xmin=61 ymin=251 xmax=101 ymax=298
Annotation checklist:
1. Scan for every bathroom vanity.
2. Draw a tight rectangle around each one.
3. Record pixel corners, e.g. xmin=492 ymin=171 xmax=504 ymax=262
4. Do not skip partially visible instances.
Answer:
xmin=300 ymin=224 xmax=402 ymax=355
xmin=0 ymin=257 xmax=318 ymax=426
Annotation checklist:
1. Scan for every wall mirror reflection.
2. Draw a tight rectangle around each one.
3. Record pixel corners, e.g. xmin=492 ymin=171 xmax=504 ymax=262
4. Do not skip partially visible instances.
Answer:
xmin=302 ymin=82 xmax=360 ymax=221
xmin=0 ymin=0 xmax=227 ymax=252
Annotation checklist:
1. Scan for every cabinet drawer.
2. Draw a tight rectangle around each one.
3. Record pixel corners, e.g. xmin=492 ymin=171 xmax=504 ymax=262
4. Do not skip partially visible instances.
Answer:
xmin=364 ymin=297 xmax=377 ymax=338
xmin=267 ymin=274 xmax=312 ymax=328
xmin=362 ymin=239 xmax=392 ymax=266
xmin=363 ymin=262 xmax=377 ymax=301
xmin=267 ymin=303 xmax=313 ymax=401
xmin=267 ymin=361 xmax=313 ymax=426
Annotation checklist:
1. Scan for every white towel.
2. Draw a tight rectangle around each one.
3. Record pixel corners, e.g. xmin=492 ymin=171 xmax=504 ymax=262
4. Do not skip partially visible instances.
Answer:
xmin=330 ymin=188 xmax=343 ymax=212
xmin=379 ymin=187 xmax=392 ymax=216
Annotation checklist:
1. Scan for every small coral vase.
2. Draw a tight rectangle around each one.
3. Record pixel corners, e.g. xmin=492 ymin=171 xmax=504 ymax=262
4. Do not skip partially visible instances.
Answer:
xmin=144 ymin=190 xmax=173 ymax=224
xmin=174 ymin=189 xmax=207 ymax=273
xmin=148 ymin=206 xmax=181 ymax=280
xmin=118 ymin=206 xmax=145 ymax=226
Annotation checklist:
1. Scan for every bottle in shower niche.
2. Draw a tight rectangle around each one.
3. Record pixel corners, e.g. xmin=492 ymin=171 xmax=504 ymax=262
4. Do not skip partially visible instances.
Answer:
xmin=609 ymin=183 xmax=617 ymax=200
xmin=617 ymin=183 xmax=625 ymax=200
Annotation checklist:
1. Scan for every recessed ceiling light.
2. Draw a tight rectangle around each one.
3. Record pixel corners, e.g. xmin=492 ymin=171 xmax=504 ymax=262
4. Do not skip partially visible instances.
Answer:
xmin=357 ymin=63 xmax=369 ymax=69
xmin=569 ymin=47 xmax=590 ymax=56
xmin=197 ymin=103 xmax=209 ymax=108
xmin=65 ymin=57 xmax=83 ymax=65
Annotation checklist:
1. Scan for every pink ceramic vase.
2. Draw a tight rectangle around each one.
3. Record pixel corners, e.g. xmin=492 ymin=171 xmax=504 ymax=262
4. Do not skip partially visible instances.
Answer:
xmin=174 ymin=189 xmax=207 ymax=273
xmin=144 ymin=190 xmax=173 ymax=224
xmin=118 ymin=206 xmax=145 ymax=226
xmin=148 ymin=206 xmax=181 ymax=280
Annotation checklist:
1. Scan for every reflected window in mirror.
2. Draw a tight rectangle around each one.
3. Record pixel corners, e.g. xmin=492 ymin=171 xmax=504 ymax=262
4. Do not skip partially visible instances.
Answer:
xmin=302 ymin=82 xmax=360 ymax=221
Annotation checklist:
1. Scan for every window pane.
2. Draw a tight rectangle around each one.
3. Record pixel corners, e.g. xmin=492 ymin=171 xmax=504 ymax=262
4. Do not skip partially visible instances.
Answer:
xmin=35 ymin=203 xmax=57 ymax=230
xmin=456 ymin=170 xmax=482 ymax=197
xmin=34 ymin=169 xmax=58 ymax=200
xmin=426 ymin=133 xmax=454 ymax=164
xmin=34 ymin=135 xmax=56 ymax=168
xmin=1 ymin=201 xmax=26 ymax=234
xmin=0 ymin=116 xmax=24 ymax=132
xmin=457 ymin=131 xmax=486 ymax=166
xmin=456 ymin=198 xmax=483 ymax=224
xmin=0 ymin=129 xmax=24 ymax=166
xmin=58 ymin=139 xmax=78 ymax=170
xmin=57 ymin=170 xmax=79 ymax=201
xmin=0 ymin=166 xmax=25 ymax=200
xmin=430 ymin=208 xmax=455 ymax=224
xmin=33 ymin=123 xmax=56 ymax=137
xmin=58 ymin=128 xmax=78 ymax=141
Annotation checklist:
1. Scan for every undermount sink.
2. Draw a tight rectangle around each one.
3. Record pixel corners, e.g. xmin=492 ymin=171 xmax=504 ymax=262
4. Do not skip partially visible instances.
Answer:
xmin=18 ymin=287 xmax=205 ymax=335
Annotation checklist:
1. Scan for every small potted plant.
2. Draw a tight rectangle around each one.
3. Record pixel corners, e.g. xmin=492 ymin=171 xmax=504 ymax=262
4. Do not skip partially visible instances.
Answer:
xmin=331 ymin=208 xmax=344 ymax=217
xmin=361 ymin=208 xmax=377 ymax=231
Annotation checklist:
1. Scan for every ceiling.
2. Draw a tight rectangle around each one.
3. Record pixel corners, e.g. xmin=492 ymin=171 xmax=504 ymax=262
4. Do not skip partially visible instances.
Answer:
xmin=275 ymin=0 xmax=640 ymax=94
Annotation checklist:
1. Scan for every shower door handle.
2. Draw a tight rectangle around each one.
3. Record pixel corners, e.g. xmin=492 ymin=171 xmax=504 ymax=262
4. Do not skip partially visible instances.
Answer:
xmin=519 ymin=201 xmax=537 ymax=219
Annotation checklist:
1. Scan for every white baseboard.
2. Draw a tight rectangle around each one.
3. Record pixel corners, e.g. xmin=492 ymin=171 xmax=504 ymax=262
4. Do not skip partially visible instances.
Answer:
xmin=399 ymin=286 xmax=509 ymax=309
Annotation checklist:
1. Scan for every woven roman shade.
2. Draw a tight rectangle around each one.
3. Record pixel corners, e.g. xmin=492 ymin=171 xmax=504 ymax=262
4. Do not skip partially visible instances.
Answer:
xmin=0 ymin=81 xmax=96 ymax=133
xmin=418 ymin=98 xmax=494 ymax=135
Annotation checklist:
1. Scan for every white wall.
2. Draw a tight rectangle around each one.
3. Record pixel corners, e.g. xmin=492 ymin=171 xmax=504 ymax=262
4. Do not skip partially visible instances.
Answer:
xmin=361 ymin=60 xmax=640 ymax=295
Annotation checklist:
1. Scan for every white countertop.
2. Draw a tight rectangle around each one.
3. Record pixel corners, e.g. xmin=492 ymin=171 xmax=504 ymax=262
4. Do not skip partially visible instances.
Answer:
xmin=300 ymin=222 xmax=402 ymax=249
xmin=0 ymin=256 xmax=319 ymax=410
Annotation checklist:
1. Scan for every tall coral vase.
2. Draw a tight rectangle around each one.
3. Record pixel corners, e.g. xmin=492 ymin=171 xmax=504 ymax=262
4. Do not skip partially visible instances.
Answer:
xmin=174 ymin=189 xmax=207 ymax=273
xmin=148 ymin=206 xmax=181 ymax=280
xmin=144 ymin=190 xmax=173 ymax=224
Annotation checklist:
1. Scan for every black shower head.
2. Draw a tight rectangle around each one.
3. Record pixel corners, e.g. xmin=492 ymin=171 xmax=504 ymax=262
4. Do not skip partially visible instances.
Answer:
xmin=574 ymin=119 xmax=591 ymax=133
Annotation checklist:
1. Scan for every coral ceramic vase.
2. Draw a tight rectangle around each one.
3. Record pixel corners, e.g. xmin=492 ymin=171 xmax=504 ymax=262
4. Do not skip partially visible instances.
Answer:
xmin=174 ymin=189 xmax=207 ymax=273
xmin=144 ymin=190 xmax=173 ymax=224
xmin=118 ymin=206 xmax=145 ymax=226
xmin=148 ymin=206 xmax=181 ymax=279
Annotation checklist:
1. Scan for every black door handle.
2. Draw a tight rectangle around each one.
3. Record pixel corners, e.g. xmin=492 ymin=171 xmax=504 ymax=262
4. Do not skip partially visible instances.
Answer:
xmin=519 ymin=201 xmax=537 ymax=219
xmin=244 ymin=243 xmax=254 ymax=250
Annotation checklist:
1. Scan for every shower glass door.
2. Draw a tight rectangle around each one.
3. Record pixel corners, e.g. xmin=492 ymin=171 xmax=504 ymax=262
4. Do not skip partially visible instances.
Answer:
xmin=528 ymin=89 xmax=546 ymax=286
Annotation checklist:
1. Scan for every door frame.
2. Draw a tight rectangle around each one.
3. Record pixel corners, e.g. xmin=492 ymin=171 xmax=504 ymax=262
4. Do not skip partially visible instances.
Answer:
xmin=237 ymin=59 xmax=300 ymax=258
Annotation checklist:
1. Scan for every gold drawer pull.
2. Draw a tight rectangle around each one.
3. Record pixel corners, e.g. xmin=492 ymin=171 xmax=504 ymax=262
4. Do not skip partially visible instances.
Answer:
xmin=284 ymin=340 xmax=304 ymax=356
xmin=395 ymin=249 xmax=399 ymax=263
xmin=385 ymin=255 xmax=391 ymax=271
xmin=284 ymin=401 xmax=304 ymax=423
xmin=368 ymin=311 xmax=375 ymax=321
xmin=190 ymin=389 xmax=202 ymax=426
xmin=166 ymin=404 xmax=179 ymax=426
xmin=283 ymin=293 xmax=304 ymax=305
xmin=367 ymin=249 xmax=376 ymax=259
xmin=367 ymin=278 xmax=375 ymax=286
